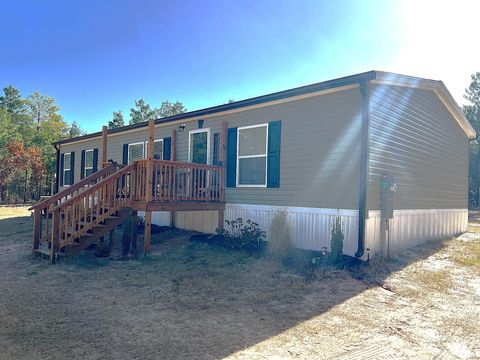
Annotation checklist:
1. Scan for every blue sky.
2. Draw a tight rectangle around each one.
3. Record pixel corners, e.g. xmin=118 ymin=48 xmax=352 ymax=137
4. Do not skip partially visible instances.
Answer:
xmin=1 ymin=0 xmax=478 ymax=133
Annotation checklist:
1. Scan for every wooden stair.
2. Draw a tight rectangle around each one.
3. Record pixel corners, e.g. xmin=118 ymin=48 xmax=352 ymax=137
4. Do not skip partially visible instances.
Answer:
xmin=33 ymin=210 xmax=131 ymax=259
xmin=63 ymin=212 xmax=127 ymax=256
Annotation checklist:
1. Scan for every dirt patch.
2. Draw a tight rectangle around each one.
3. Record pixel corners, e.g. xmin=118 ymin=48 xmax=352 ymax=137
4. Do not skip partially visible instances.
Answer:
xmin=0 ymin=206 xmax=479 ymax=359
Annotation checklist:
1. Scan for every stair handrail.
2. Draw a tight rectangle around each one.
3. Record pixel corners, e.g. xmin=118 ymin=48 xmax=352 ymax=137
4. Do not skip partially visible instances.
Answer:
xmin=50 ymin=163 xmax=135 ymax=212
xmin=28 ymin=161 xmax=122 ymax=211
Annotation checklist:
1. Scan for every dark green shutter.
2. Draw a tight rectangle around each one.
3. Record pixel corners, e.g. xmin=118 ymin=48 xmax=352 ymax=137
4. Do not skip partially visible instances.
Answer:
xmin=226 ymin=128 xmax=237 ymax=187
xmin=80 ymin=150 xmax=86 ymax=179
xmin=267 ymin=121 xmax=281 ymax=188
xmin=70 ymin=151 xmax=75 ymax=185
xmin=59 ymin=153 xmax=64 ymax=186
xmin=163 ymin=137 xmax=171 ymax=160
xmin=213 ymin=133 xmax=219 ymax=165
xmin=122 ymin=144 xmax=129 ymax=164
xmin=93 ymin=148 xmax=98 ymax=172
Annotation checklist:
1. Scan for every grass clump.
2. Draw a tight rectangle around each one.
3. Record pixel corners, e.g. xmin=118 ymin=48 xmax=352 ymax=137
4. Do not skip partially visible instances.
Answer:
xmin=451 ymin=240 xmax=480 ymax=272
xmin=267 ymin=208 xmax=293 ymax=257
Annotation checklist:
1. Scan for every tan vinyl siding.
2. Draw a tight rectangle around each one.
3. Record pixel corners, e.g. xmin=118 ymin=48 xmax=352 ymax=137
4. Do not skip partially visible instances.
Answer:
xmin=59 ymin=87 xmax=363 ymax=209
xmin=367 ymin=84 xmax=469 ymax=210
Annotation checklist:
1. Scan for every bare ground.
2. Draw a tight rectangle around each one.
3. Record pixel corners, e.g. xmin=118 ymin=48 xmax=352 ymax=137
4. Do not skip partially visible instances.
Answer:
xmin=0 ymin=206 xmax=479 ymax=359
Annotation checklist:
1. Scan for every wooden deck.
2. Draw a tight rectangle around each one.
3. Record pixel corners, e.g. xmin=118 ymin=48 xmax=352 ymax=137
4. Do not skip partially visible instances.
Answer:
xmin=30 ymin=118 xmax=227 ymax=262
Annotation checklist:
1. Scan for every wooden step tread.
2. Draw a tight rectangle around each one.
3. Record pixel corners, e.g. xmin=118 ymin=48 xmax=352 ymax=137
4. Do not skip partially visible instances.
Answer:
xmin=34 ymin=247 xmax=50 ymax=257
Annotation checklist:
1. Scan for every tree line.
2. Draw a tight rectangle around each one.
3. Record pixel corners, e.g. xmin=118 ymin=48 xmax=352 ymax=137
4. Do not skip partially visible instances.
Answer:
xmin=0 ymin=85 xmax=187 ymax=203
xmin=107 ymin=100 xmax=187 ymax=129
xmin=465 ymin=72 xmax=480 ymax=208
xmin=0 ymin=86 xmax=85 ymax=203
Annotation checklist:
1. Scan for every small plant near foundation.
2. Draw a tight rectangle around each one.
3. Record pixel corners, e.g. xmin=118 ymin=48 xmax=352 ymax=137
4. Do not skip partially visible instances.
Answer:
xmin=216 ymin=218 xmax=266 ymax=252
xmin=329 ymin=213 xmax=344 ymax=264
xmin=267 ymin=208 xmax=293 ymax=257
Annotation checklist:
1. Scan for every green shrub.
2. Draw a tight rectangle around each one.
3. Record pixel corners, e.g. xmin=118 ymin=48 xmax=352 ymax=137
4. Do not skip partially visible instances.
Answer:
xmin=267 ymin=208 xmax=293 ymax=257
xmin=329 ymin=213 xmax=344 ymax=263
xmin=216 ymin=218 xmax=266 ymax=251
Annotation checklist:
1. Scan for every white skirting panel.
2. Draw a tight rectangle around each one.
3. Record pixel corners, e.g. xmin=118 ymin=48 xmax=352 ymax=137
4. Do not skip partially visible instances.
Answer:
xmin=138 ymin=211 xmax=171 ymax=226
xmin=365 ymin=208 xmax=468 ymax=257
xmin=224 ymin=204 xmax=359 ymax=256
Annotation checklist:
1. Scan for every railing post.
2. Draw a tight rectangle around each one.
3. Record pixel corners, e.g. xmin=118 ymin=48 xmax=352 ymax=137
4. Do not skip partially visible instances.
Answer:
xmin=51 ymin=209 xmax=60 ymax=264
xmin=170 ymin=129 xmax=177 ymax=229
xmin=33 ymin=209 xmax=42 ymax=253
xmin=171 ymin=129 xmax=176 ymax=161
xmin=102 ymin=126 xmax=108 ymax=168
xmin=220 ymin=121 xmax=227 ymax=201
xmin=144 ymin=118 xmax=155 ymax=254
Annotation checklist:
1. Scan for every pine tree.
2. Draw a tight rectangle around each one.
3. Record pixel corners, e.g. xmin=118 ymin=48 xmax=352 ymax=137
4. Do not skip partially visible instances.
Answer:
xmin=108 ymin=111 xmax=125 ymax=129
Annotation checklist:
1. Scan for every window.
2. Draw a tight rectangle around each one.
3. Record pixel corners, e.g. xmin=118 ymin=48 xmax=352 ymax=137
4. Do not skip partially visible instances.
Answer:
xmin=189 ymin=129 xmax=210 ymax=164
xmin=153 ymin=139 xmax=163 ymax=160
xmin=128 ymin=142 xmax=145 ymax=164
xmin=84 ymin=149 xmax=94 ymax=177
xmin=63 ymin=153 xmax=71 ymax=186
xmin=237 ymin=124 xmax=268 ymax=187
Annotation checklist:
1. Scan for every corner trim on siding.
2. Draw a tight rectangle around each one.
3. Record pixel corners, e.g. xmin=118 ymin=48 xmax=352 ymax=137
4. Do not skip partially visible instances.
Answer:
xmin=356 ymin=81 xmax=370 ymax=258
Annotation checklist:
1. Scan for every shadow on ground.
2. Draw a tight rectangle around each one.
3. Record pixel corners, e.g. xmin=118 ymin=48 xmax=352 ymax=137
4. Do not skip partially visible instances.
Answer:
xmin=0 ymin=213 xmax=451 ymax=360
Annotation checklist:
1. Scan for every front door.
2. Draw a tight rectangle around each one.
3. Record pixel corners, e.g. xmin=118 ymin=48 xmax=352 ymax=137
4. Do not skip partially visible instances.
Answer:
xmin=189 ymin=129 xmax=210 ymax=198
xmin=189 ymin=129 xmax=209 ymax=164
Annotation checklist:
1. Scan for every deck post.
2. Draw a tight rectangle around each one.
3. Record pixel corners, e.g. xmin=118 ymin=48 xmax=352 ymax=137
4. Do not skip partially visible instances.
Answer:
xmin=216 ymin=121 xmax=227 ymax=228
xmin=51 ymin=210 xmax=60 ymax=264
xmin=220 ymin=121 xmax=227 ymax=165
xmin=102 ymin=126 xmax=108 ymax=168
xmin=33 ymin=209 xmax=42 ymax=253
xmin=171 ymin=129 xmax=176 ymax=160
xmin=144 ymin=118 xmax=155 ymax=254
xmin=170 ymin=129 xmax=177 ymax=227
xmin=220 ymin=121 xmax=227 ymax=201
xmin=218 ymin=208 xmax=224 ymax=230
xmin=131 ymin=210 xmax=138 ymax=254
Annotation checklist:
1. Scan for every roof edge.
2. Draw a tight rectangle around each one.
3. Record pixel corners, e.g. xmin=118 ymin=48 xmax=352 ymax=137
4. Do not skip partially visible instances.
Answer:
xmin=56 ymin=70 xmax=377 ymax=145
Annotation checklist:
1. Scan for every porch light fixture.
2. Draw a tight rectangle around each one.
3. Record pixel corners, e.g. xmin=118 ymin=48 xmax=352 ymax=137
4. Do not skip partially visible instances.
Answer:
xmin=198 ymin=119 xmax=204 ymax=129
xmin=178 ymin=124 xmax=186 ymax=132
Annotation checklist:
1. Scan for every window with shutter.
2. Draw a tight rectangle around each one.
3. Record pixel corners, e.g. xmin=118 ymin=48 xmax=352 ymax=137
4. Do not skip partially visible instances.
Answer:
xmin=128 ymin=142 xmax=145 ymax=164
xmin=63 ymin=153 xmax=72 ymax=186
xmin=153 ymin=139 xmax=163 ymax=160
xmin=84 ymin=149 xmax=94 ymax=177
xmin=236 ymin=124 xmax=268 ymax=187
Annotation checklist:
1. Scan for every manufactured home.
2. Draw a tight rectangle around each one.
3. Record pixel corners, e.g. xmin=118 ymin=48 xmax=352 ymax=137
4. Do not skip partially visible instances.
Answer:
xmin=30 ymin=71 xmax=475 ymax=262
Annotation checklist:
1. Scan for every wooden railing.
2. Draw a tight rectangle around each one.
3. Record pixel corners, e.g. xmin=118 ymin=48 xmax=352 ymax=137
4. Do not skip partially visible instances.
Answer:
xmin=49 ymin=164 xmax=134 ymax=253
xmin=30 ymin=162 xmax=123 ymax=252
xmin=32 ymin=157 xmax=225 ymax=258
xmin=132 ymin=160 xmax=225 ymax=202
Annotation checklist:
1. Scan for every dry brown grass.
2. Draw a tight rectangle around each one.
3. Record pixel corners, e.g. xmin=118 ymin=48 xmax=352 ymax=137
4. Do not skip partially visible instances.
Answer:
xmin=1 ymin=206 xmax=480 ymax=359
xmin=267 ymin=208 xmax=293 ymax=256
xmin=0 ymin=205 xmax=31 ymax=219
xmin=450 ymin=239 xmax=480 ymax=273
